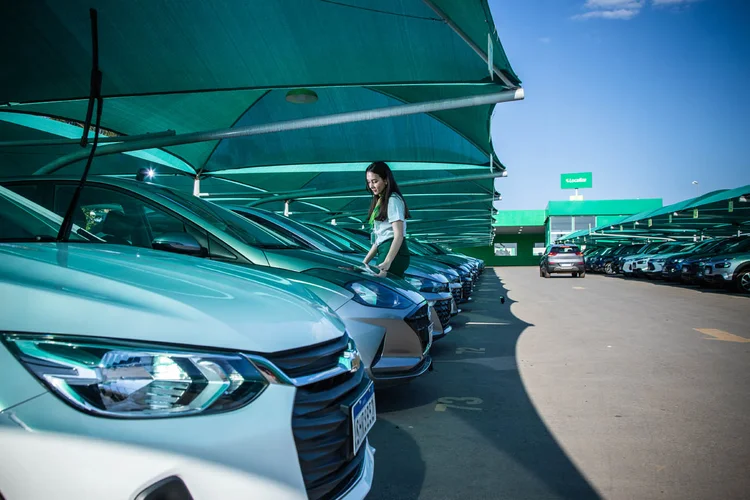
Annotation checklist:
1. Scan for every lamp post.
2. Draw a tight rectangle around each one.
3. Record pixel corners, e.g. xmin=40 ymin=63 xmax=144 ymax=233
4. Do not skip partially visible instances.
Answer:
xmin=691 ymin=180 xmax=699 ymax=198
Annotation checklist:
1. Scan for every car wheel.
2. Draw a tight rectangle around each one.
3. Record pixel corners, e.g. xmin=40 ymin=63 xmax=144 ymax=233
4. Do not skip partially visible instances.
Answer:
xmin=579 ymin=272 xmax=586 ymax=278
xmin=604 ymin=263 xmax=613 ymax=275
xmin=572 ymin=272 xmax=578 ymax=278
xmin=735 ymin=271 xmax=750 ymax=294
xmin=540 ymin=267 xmax=544 ymax=278
xmin=543 ymin=268 xmax=550 ymax=278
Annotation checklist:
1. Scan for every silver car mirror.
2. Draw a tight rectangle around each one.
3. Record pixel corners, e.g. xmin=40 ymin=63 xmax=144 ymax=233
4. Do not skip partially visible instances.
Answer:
xmin=152 ymin=233 xmax=205 ymax=257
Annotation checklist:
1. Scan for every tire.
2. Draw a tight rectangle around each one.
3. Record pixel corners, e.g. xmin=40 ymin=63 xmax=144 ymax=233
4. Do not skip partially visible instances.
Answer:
xmin=604 ymin=263 xmax=613 ymax=275
xmin=543 ymin=268 xmax=550 ymax=278
xmin=579 ymin=272 xmax=586 ymax=278
xmin=734 ymin=270 xmax=750 ymax=294
xmin=540 ymin=267 xmax=544 ymax=278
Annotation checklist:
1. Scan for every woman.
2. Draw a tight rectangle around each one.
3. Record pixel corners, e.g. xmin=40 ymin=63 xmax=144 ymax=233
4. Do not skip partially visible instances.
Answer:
xmin=362 ymin=161 xmax=411 ymax=278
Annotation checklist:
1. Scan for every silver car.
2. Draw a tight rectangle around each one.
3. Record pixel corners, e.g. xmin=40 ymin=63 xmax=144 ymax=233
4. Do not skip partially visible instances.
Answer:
xmin=228 ymin=206 xmax=457 ymax=338
xmin=0 ymin=185 xmax=375 ymax=499
xmin=2 ymin=177 xmax=433 ymax=386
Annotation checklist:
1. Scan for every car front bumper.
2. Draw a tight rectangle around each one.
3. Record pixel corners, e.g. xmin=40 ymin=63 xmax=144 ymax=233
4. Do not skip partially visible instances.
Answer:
xmin=1 ymin=355 xmax=376 ymax=500
xmin=336 ymin=300 xmax=432 ymax=384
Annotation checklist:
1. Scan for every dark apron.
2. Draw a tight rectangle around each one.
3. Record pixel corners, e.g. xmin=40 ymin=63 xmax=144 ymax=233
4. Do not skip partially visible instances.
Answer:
xmin=377 ymin=238 xmax=411 ymax=278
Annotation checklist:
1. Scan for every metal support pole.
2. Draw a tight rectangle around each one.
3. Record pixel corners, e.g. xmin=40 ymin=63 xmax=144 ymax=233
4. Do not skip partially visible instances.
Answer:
xmin=422 ymin=0 xmax=517 ymax=89
xmin=0 ymin=129 xmax=176 ymax=148
xmin=246 ymin=172 xmax=506 ymax=207
xmin=318 ymin=196 xmax=495 ymax=221
xmin=35 ymin=88 xmax=524 ymax=176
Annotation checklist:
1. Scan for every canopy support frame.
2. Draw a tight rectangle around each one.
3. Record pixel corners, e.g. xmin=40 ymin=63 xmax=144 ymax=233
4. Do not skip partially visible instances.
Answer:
xmin=35 ymin=88 xmax=523 ymax=176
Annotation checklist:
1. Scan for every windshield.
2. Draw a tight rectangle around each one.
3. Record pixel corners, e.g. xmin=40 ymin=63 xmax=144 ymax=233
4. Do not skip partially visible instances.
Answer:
xmin=0 ymin=185 xmax=94 ymax=243
xmin=722 ymin=237 xmax=750 ymax=254
xmin=304 ymin=223 xmax=370 ymax=253
xmin=144 ymin=185 xmax=302 ymax=249
xmin=409 ymin=239 xmax=439 ymax=256
xmin=240 ymin=209 xmax=359 ymax=254
xmin=657 ymin=242 xmax=694 ymax=254
xmin=551 ymin=246 xmax=580 ymax=254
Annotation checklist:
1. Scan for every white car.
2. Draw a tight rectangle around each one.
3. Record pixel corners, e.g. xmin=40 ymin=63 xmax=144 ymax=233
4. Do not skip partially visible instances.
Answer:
xmin=0 ymin=428 xmax=306 ymax=500
xmin=0 ymin=185 xmax=375 ymax=499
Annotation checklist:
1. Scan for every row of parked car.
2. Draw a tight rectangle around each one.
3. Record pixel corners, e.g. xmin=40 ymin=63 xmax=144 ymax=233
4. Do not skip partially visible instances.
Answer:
xmin=0 ymin=175 xmax=484 ymax=500
xmin=582 ymin=235 xmax=750 ymax=293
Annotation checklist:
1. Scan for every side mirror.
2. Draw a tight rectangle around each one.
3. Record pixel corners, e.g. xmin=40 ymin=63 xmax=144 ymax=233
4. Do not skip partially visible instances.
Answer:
xmin=152 ymin=232 xmax=206 ymax=257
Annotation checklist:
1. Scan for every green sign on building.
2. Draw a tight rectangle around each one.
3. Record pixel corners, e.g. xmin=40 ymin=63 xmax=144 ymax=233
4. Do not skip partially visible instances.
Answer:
xmin=561 ymin=172 xmax=593 ymax=189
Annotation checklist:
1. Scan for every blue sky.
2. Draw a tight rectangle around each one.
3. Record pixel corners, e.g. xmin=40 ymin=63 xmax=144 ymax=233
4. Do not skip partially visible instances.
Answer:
xmin=488 ymin=0 xmax=750 ymax=210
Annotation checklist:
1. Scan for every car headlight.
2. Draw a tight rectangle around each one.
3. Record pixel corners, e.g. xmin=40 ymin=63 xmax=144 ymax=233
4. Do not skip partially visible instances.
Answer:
xmin=405 ymin=275 xmax=448 ymax=293
xmin=1 ymin=334 xmax=268 ymax=418
xmin=346 ymin=280 xmax=412 ymax=309
xmin=714 ymin=261 xmax=732 ymax=269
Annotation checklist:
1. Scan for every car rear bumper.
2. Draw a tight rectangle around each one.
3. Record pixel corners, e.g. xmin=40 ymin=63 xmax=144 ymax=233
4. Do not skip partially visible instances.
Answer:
xmin=545 ymin=264 xmax=584 ymax=273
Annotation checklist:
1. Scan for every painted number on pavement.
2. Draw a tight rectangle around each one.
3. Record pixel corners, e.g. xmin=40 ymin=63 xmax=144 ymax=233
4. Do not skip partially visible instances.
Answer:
xmin=456 ymin=347 xmax=485 ymax=355
xmin=435 ymin=397 xmax=483 ymax=412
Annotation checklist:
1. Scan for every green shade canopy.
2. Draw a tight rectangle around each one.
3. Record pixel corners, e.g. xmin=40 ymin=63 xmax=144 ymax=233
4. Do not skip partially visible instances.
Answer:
xmin=558 ymin=186 xmax=750 ymax=244
xmin=0 ymin=0 xmax=521 ymax=245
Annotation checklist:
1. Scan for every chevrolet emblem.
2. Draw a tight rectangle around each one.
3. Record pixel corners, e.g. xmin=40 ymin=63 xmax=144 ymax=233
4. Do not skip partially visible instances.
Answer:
xmin=339 ymin=346 xmax=361 ymax=373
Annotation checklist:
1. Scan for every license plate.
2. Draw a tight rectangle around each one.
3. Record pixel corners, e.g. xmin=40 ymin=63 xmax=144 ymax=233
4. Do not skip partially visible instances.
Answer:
xmin=351 ymin=383 xmax=376 ymax=456
xmin=561 ymin=263 xmax=572 ymax=267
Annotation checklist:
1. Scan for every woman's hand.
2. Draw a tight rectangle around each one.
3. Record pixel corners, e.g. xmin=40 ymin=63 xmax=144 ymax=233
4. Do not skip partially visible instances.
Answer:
xmin=377 ymin=259 xmax=392 ymax=277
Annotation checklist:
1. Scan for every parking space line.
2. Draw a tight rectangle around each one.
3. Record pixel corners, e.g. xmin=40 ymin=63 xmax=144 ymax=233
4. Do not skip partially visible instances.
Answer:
xmin=694 ymin=328 xmax=750 ymax=343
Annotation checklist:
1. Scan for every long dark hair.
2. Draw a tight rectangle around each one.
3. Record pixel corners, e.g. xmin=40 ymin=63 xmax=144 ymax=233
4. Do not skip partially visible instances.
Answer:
xmin=365 ymin=161 xmax=410 ymax=222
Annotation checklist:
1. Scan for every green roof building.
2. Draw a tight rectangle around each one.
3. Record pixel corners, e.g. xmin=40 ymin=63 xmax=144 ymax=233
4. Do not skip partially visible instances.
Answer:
xmin=454 ymin=198 xmax=663 ymax=266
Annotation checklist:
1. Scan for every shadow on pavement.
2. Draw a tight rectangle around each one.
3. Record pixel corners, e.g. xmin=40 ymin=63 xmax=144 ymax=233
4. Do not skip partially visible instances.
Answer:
xmin=369 ymin=270 xmax=601 ymax=500
xmin=605 ymin=273 xmax=750 ymax=298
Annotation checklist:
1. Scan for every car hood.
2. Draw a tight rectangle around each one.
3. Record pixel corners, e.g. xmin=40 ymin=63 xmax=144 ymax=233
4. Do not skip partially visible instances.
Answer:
xmin=336 ymin=252 xmax=448 ymax=283
xmin=0 ymin=243 xmax=346 ymax=353
xmin=409 ymin=256 xmax=458 ymax=278
xmin=707 ymin=252 xmax=750 ymax=263
xmin=263 ymin=247 xmax=425 ymax=300
xmin=418 ymin=254 xmax=468 ymax=268
xmin=649 ymin=252 xmax=686 ymax=260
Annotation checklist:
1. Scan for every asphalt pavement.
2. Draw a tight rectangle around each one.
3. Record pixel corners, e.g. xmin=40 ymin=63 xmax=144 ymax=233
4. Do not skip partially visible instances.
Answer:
xmin=368 ymin=267 xmax=750 ymax=500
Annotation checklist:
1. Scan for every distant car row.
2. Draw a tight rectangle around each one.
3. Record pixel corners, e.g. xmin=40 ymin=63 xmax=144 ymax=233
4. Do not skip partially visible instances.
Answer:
xmin=0 ymin=176 xmax=484 ymax=500
xmin=582 ymin=236 xmax=750 ymax=293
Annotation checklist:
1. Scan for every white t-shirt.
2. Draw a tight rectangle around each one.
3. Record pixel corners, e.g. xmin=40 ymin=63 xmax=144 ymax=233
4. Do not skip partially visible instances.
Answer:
xmin=372 ymin=195 xmax=407 ymax=246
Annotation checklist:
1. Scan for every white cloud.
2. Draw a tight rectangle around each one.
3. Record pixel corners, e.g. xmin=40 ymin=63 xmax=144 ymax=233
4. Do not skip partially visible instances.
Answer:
xmin=652 ymin=0 xmax=702 ymax=5
xmin=574 ymin=0 xmax=644 ymax=20
xmin=585 ymin=0 xmax=642 ymax=8
xmin=573 ymin=8 xmax=641 ymax=20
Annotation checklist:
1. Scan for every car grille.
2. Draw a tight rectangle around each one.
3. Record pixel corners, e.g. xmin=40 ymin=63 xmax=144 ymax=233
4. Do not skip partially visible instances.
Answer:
xmin=434 ymin=299 xmax=452 ymax=328
xmin=450 ymin=286 xmax=462 ymax=303
xmin=462 ymin=280 xmax=472 ymax=299
xmin=265 ymin=334 xmax=349 ymax=378
xmin=405 ymin=304 xmax=431 ymax=352
xmin=266 ymin=336 xmax=369 ymax=500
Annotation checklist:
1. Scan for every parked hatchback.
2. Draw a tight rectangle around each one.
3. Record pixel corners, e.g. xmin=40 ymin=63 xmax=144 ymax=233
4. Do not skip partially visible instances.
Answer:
xmin=540 ymin=245 xmax=585 ymax=278
xmin=0 ymin=184 xmax=375 ymax=499
xmin=228 ymin=206 xmax=456 ymax=338
xmin=2 ymin=177 xmax=433 ymax=387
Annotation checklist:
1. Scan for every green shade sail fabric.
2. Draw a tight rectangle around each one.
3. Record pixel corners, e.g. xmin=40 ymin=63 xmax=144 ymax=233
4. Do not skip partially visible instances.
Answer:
xmin=0 ymin=0 xmax=521 ymax=245
xmin=0 ymin=0 xmax=519 ymax=173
